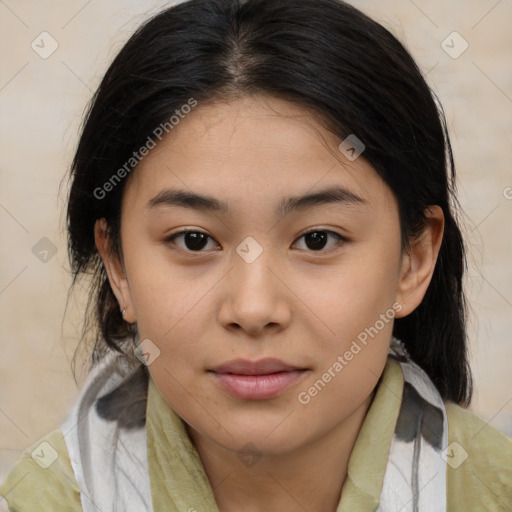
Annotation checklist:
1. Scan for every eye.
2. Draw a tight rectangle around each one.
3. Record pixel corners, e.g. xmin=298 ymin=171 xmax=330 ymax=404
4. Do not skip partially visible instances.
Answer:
xmin=293 ymin=228 xmax=347 ymax=252
xmin=165 ymin=228 xmax=347 ymax=254
xmin=165 ymin=230 xmax=220 ymax=252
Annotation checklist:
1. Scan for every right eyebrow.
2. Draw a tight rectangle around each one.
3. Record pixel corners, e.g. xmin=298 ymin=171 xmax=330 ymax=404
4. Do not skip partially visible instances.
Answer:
xmin=145 ymin=185 xmax=367 ymax=216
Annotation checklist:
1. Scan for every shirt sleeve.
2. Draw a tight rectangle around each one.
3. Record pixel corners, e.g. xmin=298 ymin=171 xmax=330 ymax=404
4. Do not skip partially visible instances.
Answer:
xmin=446 ymin=402 xmax=512 ymax=511
xmin=0 ymin=428 xmax=82 ymax=512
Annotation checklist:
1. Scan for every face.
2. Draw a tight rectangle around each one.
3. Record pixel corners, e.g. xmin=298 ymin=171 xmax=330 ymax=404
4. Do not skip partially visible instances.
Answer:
xmin=96 ymin=94 xmax=442 ymax=458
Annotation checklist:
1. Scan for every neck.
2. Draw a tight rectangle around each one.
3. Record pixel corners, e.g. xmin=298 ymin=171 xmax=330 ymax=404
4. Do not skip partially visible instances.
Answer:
xmin=186 ymin=391 xmax=375 ymax=512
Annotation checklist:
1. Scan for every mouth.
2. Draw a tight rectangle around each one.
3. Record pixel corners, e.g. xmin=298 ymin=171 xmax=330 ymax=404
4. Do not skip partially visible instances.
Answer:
xmin=208 ymin=358 xmax=310 ymax=400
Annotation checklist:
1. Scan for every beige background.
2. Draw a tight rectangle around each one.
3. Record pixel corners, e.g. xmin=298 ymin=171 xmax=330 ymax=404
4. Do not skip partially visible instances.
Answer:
xmin=1 ymin=0 xmax=511 ymax=499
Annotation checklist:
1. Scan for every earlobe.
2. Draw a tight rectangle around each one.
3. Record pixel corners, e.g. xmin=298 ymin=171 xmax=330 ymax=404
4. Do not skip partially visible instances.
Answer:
xmin=395 ymin=206 xmax=444 ymax=318
xmin=94 ymin=218 xmax=136 ymax=323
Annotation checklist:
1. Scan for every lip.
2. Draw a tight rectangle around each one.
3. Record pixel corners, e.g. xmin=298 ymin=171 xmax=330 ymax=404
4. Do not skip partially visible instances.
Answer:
xmin=209 ymin=358 xmax=309 ymax=400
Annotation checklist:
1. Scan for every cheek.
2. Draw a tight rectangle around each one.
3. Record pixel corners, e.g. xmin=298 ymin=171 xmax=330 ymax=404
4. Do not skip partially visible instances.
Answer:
xmin=147 ymin=363 xmax=222 ymax=439
xmin=295 ymin=251 xmax=400 ymax=344
xmin=281 ymin=318 xmax=392 ymax=449
xmin=290 ymin=246 xmax=400 ymax=406
xmin=123 ymin=240 xmax=212 ymax=332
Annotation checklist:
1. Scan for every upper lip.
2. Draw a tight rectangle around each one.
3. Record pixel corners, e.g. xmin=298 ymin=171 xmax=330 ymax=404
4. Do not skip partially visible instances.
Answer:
xmin=210 ymin=358 xmax=306 ymax=375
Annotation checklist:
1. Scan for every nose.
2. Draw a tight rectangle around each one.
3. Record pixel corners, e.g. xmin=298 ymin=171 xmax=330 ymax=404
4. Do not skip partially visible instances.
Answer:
xmin=217 ymin=245 xmax=292 ymax=337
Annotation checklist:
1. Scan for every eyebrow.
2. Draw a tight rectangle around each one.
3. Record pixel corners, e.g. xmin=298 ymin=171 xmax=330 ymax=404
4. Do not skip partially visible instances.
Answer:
xmin=146 ymin=185 xmax=367 ymax=216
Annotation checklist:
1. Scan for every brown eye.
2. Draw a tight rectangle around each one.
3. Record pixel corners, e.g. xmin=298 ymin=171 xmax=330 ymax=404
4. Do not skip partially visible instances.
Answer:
xmin=294 ymin=229 xmax=346 ymax=252
xmin=165 ymin=228 xmax=346 ymax=254
xmin=166 ymin=231 xmax=219 ymax=252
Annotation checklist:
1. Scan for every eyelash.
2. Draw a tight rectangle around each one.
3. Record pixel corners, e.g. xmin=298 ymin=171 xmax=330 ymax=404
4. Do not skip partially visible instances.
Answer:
xmin=164 ymin=228 xmax=347 ymax=254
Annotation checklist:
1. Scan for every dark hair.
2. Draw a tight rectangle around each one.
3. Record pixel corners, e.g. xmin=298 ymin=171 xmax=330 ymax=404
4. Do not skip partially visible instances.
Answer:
xmin=67 ymin=0 xmax=472 ymax=406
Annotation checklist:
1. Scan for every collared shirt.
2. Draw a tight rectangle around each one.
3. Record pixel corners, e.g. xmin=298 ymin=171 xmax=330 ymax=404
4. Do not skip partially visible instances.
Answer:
xmin=1 ymin=358 xmax=511 ymax=511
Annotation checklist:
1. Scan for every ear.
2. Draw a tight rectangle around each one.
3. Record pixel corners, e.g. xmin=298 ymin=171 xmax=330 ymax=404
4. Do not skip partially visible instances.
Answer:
xmin=94 ymin=218 xmax=136 ymax=323
xmin=395 ymin=206 xmax=444 ymax=318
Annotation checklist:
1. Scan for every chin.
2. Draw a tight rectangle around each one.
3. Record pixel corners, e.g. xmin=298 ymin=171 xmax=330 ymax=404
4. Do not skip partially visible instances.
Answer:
xmin=224 ymin=420 xmax=310 ymax=455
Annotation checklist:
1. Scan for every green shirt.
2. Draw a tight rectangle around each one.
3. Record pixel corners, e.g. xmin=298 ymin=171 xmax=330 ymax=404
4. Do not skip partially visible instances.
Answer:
xmin=1 ymin=359 xmax=511 ymax=511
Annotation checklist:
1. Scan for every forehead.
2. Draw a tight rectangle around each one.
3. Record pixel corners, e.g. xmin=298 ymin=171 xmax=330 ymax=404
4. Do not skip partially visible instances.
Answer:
xmin=141 ymin=95 xmax=341 ymax=172
xmin=123 ymin=94 xmax=394 ymax=213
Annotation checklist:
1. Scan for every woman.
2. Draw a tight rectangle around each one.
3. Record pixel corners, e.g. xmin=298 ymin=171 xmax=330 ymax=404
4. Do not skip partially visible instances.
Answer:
xmin=1 ymin=0 xmax=511 ymax=510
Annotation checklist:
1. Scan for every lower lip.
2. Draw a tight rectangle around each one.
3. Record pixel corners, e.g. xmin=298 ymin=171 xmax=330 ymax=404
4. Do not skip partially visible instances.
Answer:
xmin=210 ymin=370 xmax=307 ymax=400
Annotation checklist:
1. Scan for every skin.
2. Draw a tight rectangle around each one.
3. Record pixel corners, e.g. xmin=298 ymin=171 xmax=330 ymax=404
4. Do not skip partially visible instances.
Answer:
xmin=95 ymin=94 xmax=444 ymax=512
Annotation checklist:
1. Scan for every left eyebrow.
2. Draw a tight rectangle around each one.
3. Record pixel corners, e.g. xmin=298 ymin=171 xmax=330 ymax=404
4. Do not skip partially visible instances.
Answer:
xmin=145 ymin=185 xmax=368 ymax=216
xmin=277 ymin=186 xmax=367 ymax=216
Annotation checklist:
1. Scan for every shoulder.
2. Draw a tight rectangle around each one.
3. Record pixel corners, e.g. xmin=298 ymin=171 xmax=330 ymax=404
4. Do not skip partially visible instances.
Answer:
xmin=0 ymin=351 xmax=146 ymax=512
xmin=445 ymin=402 xmax=512 ymax=511
xmin=0 ymin=428 xmax=82 ymax=511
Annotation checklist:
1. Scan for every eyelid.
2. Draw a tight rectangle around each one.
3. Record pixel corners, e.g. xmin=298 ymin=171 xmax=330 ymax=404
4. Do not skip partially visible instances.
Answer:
xmin=298 ymin=227 xmax=347 ymax=240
